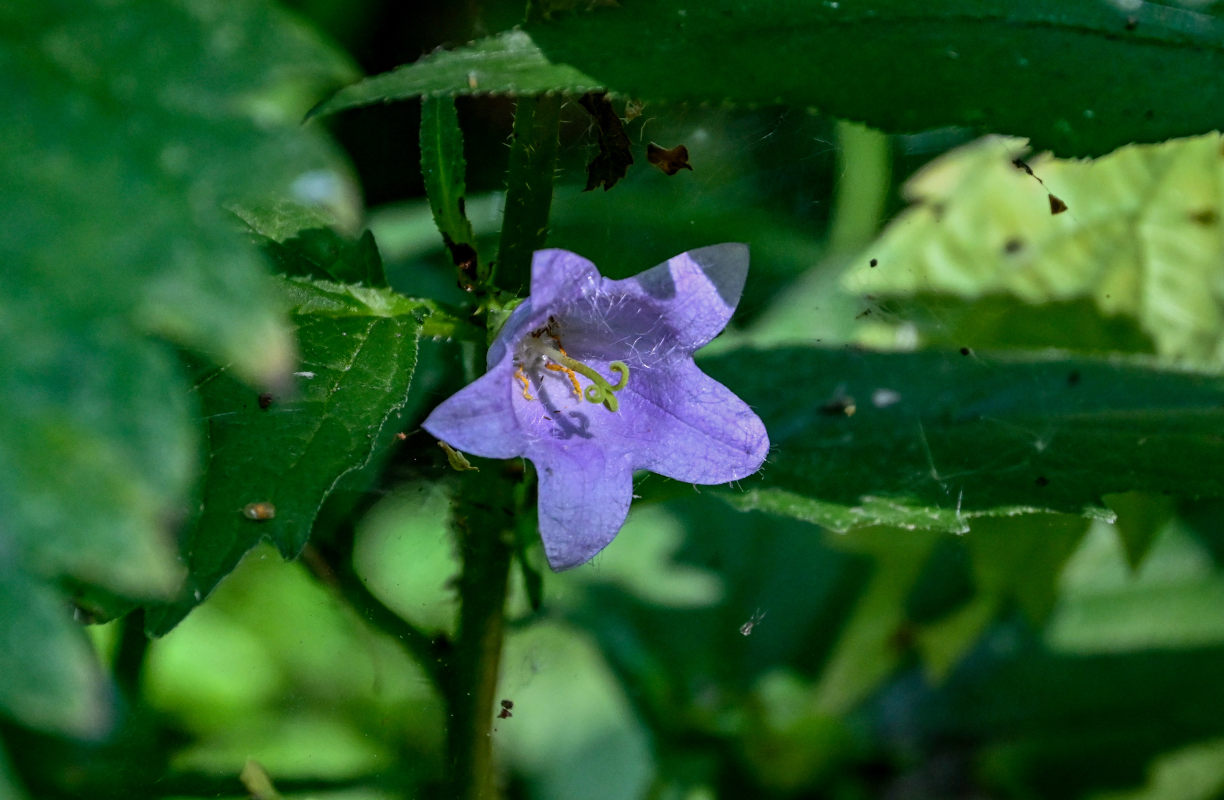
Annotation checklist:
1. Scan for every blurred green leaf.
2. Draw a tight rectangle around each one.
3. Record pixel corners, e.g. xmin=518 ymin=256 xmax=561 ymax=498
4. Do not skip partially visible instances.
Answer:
xmin=316 ymin=3 xmax=1224 ymax=156
xmin=965 ymin=514 xmax=1089 ymax=624
xmin=702 ymin=347 xmax=1224 ymax=531
xmin=1048 ymin=522 xmax=1224 ymax=653
xmin=0 ymin=565 xmax=107 ymax=737
xmin=1104 ymin=492 xmax=1177 ymax=568
xmin=814 ymin=528 xmax=940 ymax=713
xmin=146 ymin=278 xmax=431 ymax=635
xmin=916 ymin=627 xmax=1224 ymax=799
xmin=848 ymin=134 xmax=1224 ymax=362
xmin=0 ymin=0 xmax=357 ymax=732
xmin=1092 ymin=737 xmax=1224 ymax=800
xmin=0 ymin=745 xmax=28 ymax=800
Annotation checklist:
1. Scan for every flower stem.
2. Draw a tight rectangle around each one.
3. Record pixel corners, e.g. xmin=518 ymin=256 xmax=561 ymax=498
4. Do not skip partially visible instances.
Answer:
xmin=447 ymin=470 xmax=519 ymax=799
xmin=496 ymin=93 xmax=562 ymax=295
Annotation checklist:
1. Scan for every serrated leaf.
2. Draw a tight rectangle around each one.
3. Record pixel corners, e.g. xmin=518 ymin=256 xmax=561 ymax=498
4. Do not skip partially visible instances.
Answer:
xmin=145 ymin=277 xmax=430 ymax=635
xmin=263 ymin=228 xmax=388 ymax=287
xmin=847 ymin=134 xmax=1224 ymax=363
xmin=702 ymin=348 xmax=1224 ymax=532
xmin=316 ymin=3 xmax=1224 ymax=156
xmin=421 ymin=96 xmax=482 ymax=287
xmin=310 ymin=30 xmax=601 ymax=116
xmin=420 ymin=97 xmax=477 ymax=248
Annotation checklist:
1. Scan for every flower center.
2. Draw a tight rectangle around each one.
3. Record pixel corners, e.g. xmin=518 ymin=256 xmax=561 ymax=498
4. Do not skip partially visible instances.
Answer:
xmin=515 ymin=319 xmax=630 ymax=412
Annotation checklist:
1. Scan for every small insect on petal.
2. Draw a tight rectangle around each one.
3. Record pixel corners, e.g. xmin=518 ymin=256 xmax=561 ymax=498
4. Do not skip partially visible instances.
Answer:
xmin=243 ymin=501 xmax=276 ymax=521
xmin=439 ymin=441 xmax=480 ymax=471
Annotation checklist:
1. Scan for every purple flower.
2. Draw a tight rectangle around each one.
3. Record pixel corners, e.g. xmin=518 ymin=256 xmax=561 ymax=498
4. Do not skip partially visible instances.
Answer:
xmin=423 ymin=245 xmax=769 ymax=570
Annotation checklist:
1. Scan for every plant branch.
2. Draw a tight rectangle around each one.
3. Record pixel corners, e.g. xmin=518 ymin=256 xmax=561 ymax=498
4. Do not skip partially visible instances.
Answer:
xmin=446 ymin=470 xmax=517 ymax=800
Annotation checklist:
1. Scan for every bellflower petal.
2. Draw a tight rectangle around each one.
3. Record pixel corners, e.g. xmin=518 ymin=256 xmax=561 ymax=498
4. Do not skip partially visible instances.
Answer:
xmin=422 ymin=244 xmax=769 ymax=571
xmin=626 ymin=243 xmax=749 ymax=350
xmin=421 ymin=362 xmax=524 ymax=460
xmin=534 ymin=442 xmax=634 ymax=570
xmin=625 ymin=359 xmax=769 ymax=484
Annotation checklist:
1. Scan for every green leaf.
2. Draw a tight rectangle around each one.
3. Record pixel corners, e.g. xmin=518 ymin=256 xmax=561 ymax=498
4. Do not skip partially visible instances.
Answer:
xmin=702 ymin=347 xmax=1224 ymax=532
xmin=145 ymin=277 xmax=431 ymax=635
xmin=1048 ymin=522 xmax=1224 ymax=652
xmin=0 ymin=0 xmax=359 ymax=728
xmin=420 ymin=97 xmax=481 ymax=285
xmin=310 ymin=30 xmax=601 ymax=116
xmin=1094 ymin=738 xmax=1224 ymax=800
xmin=0 ymin=745 xmax=28 ymax=800
xmin=848 ymin=134 xmax=1224 ymax=363
xmin=264 ymin=228 xmax=387 ymax=287
xmin=234 ymin=201 xmax=387 ymax=287
xmin=0 ymin=565 xmax=108 ymax=737
xmin=920 ymin=632 xmax=1224 ymax=798
xmin=314 ymin=4 xmax=1224 ymax=156
xmin=1103 ymin=492 xmax=1177 ymax=569
xmin=964 ymin=514 xmax=1089 ymax=623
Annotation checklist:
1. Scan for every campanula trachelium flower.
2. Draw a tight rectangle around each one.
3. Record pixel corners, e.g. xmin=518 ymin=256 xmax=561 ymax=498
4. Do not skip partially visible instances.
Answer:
xmin=423 ymin=245 xmax=768 ymax=569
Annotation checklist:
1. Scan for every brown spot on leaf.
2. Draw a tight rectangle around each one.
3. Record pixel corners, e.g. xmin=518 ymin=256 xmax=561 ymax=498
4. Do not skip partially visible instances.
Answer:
xmin=869 ymin=258 xmax=878 ymax=267
xmin=1190 ymin=209 xmax=1218 ymax=225
xmin=579 ymin=91 xmax=633 ymax=191
xmin=647 ymin=142 xmax=693 ymax=175
xmin=1048 ymin=194 xmax=1068 ymax=215
xmin=623 ymin=98 xmax=645 ymax=122
xmin=243 ymin=502 xmax=276 ymax=521
xmin=258 ymin=392 xmax=273 ymax=409
xmin=1003 ymin=238 xmax=1024 ymax=254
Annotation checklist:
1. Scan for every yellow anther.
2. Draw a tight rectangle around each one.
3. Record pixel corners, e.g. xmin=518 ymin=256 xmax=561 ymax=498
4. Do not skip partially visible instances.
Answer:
xmin=545 ymin=361 xmax=583 ymax=397
xmin=515 ymin=366 xmax=533 ymax=400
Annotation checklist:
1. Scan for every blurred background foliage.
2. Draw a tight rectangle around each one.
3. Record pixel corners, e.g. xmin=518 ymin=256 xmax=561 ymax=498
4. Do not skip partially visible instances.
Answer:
xmin=7 ymin=0 xmax=1224 ymax=799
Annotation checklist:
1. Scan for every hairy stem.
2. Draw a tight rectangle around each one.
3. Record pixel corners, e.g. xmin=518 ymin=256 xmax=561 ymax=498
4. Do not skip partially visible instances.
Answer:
xmin=447 ymin=470 xmax=518 ymax=800
xmin=496 ymin=93 xmax=562 ymax=294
